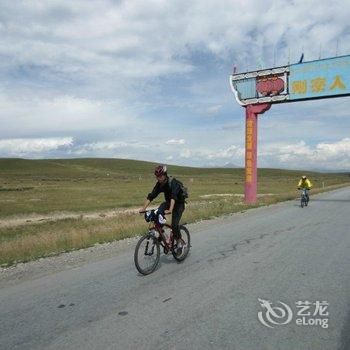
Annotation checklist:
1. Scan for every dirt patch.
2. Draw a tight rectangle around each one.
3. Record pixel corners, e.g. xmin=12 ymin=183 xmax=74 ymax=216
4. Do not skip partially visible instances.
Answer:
xmin=0 ymin=198 xmax=232 ymax=228
xmin=0 ymin=207 xmax=141 ymax=229
xmin=199 ymin=193 xmax=275 ymax=198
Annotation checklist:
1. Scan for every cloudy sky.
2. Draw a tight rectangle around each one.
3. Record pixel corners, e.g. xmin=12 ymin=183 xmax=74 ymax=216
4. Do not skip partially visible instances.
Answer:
xmin=0 ymin=0 xmax=350 ymax=170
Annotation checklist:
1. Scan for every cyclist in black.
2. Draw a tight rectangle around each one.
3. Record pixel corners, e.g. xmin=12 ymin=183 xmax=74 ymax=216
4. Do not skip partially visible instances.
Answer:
xmin=139 ymin=165 xmax=185 ymax=239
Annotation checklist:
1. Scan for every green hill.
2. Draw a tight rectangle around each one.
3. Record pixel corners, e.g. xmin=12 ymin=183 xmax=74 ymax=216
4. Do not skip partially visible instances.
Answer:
xmin=0 ymin=158 xmax=349 ymax=218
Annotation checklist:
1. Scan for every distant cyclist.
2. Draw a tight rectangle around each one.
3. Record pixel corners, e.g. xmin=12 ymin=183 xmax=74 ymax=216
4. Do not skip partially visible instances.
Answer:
xmin=297 ymin=175 xmax=313 ymax=201
xmin=139 ymin=165 xmax=186 ymax=239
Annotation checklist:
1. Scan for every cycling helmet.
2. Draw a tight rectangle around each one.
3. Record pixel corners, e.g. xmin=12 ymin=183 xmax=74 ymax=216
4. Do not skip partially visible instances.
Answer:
xmin=154 ymin=165 xmax=167 ymax=176
xmin=301 ymin=175 xmax=307 ymax=179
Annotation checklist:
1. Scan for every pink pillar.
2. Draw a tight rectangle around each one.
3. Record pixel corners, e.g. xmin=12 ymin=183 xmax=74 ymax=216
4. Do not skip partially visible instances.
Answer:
xmin=244 ymin=104 xmax=271 ymax=204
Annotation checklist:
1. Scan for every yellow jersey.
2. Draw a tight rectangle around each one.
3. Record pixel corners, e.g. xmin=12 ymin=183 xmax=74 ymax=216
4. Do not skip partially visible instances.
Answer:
xmin=297 ymin=178 xmax=313 ymax=189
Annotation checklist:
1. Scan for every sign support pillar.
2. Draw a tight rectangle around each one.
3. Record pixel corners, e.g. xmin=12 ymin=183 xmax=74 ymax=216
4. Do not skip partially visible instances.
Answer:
xmin=244 ymin=103 xmax=271 ymax=204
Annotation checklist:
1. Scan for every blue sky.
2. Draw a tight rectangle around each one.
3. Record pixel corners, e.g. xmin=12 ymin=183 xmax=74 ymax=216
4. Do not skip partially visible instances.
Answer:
xmin=0 ymin=0 xmax=350 ymax=170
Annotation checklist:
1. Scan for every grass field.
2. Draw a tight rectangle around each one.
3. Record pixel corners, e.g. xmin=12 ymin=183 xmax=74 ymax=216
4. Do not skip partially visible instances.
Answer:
xmin=0 ymin=158 xmax=349 ymax=266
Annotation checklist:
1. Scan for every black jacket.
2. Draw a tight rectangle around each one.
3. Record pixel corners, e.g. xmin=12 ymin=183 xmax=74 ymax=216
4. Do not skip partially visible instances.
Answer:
xmin=147 ymin=177 xmax=182 ymax=203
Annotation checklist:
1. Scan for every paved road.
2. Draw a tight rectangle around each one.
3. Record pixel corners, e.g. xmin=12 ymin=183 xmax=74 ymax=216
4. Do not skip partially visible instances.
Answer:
xmin=1 ymin=187 xmax=350 ymax=350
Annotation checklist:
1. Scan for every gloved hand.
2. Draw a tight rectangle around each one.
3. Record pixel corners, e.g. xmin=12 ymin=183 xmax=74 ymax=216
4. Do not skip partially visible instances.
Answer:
xmin=158 ymin=214 xmax=166 ymax=224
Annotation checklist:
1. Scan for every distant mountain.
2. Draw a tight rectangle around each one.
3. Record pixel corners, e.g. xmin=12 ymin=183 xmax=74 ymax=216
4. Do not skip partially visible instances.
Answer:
xmin=0 ymin=157 xmax=347 ymax=174
xmin=199 ymin=161 xmax=241 ymax=168
xmin=313 ymin=169 xmax=349 ymax=173
xmin=223 ymin=162 xmax=240 ymax=168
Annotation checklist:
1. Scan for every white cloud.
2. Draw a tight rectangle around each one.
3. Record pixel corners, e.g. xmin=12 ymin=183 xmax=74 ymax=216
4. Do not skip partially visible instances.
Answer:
xmin=0 ymin=137 xmax=73 ymax=156
xmin=206 ymin=145 xmax=245 ymax=159
xmin=2 ymin=0 xmax=349 ymax=84
xmin=173 ymin=138 xmax=350 ymax=169
xmin=166 ymin=139 xmax=185 ymax=145
xmin=316 ymin=139 xmax=350 ymax=159
xmin=0 ymin=1 xmax=349 ymax=170
xmin=72 ymin=140 xmax=155 ymax=155
xmin=260 ymin=141 xmax=314 ymax=158
xmin=78 ymin=141 xmax=129 ymax=152
xmin=204 ymin=104 xmax=222 ymax=117
xmin=0 ymin=92 xmax=132 ymax=136
xmin=180 ymin=148 xmax=192 ymax=158
xmin=259 ymin=138 xmax=350 ymax=169
xmin=0 ymin=1 xmax=194 ymax=80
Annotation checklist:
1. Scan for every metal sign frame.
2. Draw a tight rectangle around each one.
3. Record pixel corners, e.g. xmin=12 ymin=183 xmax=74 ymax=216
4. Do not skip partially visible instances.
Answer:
xmin=230 ymin=55 xmax=350 ymax=106
xmin=229 ymin=54 xmax=350 ymax=204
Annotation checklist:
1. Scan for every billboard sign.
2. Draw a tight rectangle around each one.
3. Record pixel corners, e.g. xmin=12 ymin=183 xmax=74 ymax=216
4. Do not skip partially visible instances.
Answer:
xmin=289 ymin=55 xmax=350 ymax=100
xmin=230 ymin=66 xmax=289 ymax=106
xmin=230 ymin=55 xmax=350 ymax=106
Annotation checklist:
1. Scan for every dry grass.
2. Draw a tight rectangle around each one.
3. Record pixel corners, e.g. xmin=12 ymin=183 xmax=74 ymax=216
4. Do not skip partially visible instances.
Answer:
xmin=0 ymin=213 xmax=146 ymax=266
xmin=1 ymin=182 xmax=349 ymax=267
xmin=1 ymin=158 xmax=349 ymax=267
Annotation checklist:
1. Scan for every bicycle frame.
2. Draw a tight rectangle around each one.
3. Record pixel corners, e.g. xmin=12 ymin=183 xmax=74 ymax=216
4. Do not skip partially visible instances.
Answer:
xmin=135 ymin=210 xmax=191 ymax=275
xmin=299 ymin=188 xmax=309 ymax=207
xmin=149 ymin=221 xmax=174 ymax=250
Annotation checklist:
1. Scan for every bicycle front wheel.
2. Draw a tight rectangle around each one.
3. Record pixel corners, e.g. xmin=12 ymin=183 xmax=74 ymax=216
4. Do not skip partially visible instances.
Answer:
xmin=134 ymin=234 xmax=160 ymax=275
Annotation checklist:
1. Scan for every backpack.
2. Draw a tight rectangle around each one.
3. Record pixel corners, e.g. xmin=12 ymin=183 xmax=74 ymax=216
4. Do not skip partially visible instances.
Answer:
xmin=168 ymin=177 xmax=188 ymax=202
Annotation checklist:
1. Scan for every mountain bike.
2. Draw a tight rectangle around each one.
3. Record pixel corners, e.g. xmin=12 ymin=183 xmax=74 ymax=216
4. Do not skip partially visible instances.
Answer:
xmin=299 ymin=188 xmax=309 ymax=208
xmin=134 ymin=210 xmax=191 ymax=275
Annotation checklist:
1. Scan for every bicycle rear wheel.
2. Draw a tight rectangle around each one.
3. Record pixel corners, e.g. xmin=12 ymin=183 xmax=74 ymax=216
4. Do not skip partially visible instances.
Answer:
xmin=134 ymin=234 xmax=160 ymax=275
xmin=171 ymin=225 xmax=191 ymax=262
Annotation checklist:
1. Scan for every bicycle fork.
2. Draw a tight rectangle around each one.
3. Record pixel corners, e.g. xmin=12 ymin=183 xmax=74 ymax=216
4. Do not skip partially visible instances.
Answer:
xmin=144 ymin=237 xmax=156 ymax=256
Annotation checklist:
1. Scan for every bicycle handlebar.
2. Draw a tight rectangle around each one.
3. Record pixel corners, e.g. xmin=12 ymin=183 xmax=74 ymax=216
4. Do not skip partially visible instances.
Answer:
xmin=138 ymin=209 xmax=170 ymax=215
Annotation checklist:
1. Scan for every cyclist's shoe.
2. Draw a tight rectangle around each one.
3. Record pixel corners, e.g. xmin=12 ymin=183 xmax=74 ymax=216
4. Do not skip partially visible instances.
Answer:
xmin=173 ymin=242 xmax=183 ymax=256
xmin=174 ymin=236 xmax=185 ymax=255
